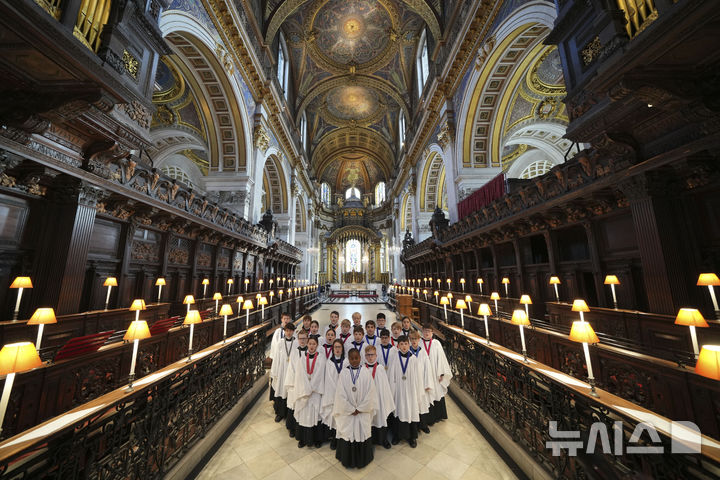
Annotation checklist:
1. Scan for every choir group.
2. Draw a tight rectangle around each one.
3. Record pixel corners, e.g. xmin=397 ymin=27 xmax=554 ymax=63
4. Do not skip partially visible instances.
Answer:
xmin=269 ymin=311 xmax=453 ymax=469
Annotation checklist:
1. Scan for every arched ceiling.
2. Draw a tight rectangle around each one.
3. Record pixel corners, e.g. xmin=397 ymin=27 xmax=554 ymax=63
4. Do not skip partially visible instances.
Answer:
xmin=265 ymin=0 xmax=436 ymax=194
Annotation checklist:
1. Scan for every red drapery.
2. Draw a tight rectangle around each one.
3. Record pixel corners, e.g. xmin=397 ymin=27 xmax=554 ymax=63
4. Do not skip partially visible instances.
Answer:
xmin=457 ymin=174 xmax=506 ymax=220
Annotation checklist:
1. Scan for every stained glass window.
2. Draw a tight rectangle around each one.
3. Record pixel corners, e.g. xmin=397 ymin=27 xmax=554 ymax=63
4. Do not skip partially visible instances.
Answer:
xmin=346 ymin=239 xmax=361 ymax=272
xmin=321 ymin=183 xmax=331 ymax=207
xmin=375 ymin=182 xmax=386 ymax=206
xmin=345 ymin=187 xmax=360 ymax=199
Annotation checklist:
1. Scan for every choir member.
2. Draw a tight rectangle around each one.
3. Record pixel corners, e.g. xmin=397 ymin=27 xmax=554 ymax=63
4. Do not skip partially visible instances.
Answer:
xmin=322 ymin=328 xmax=336 ymax=359
xmin=376 ymin=313 xmax=387 ymax=331
xmin=332 ymin=348 xmax=377 ymax=468
xmin=364 ymin=346 xmax=394 ymax=449
xmin=338 ymin=319 xmax=352 ymax=345
xmin=349 ymin=325 xmax=366 ymax=363
xmin=270 ymin=322 xmax=296 ymax=422
xmin=284 ymin=329 xmax=308 ymax=436
xmin=296 ymin=314 xmax=312 ymax=336
xmin=309 ymin=320 xmax=321 ymax=342
xmin=364 ymin=320 xmax=378 ymax=349
xmin=387 ymin=335 xmax=426 ymax=448
xmin=269 ymin=312 xmax=292 ymax=401
xmin=321 ymin=339 xmax=346 ymax=449
xmin=390 ymin=322 xmax=402 ymax=346
xmin=401 ymin=316 xmax=412 ymax=337
xmin=324 ymin=310 xmax=340 ymax=335
xmin=422 ymin=323 xmax=452 ymax=423
xmin=409 ymin=330 xmax=434 ymax=434
xmin=377 ymin=329 xmax=397 ymax=370
xmin=290 ymin=336 xmax=326 ymax=448
xmin=351 ymin=311 xmax=363 ymax=329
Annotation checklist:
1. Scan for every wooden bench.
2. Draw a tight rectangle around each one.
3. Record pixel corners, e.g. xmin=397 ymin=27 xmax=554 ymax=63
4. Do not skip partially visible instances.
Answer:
xmin=53 ymin=330 xmax=116 ymax=362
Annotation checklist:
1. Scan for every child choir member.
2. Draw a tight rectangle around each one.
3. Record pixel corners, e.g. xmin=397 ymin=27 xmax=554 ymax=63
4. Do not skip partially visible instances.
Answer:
xmin=321 ymin=339 xmax=346 ymax=449
xmin=401 ymin=316 xmax=412 ymax=337
xmin=422 ymin=323 xmax=452 ymax=423
xmin=322 ymin=328 xmax=336 ymax=359
xmin=284 ymin=329 xmax=308 ymax=436
xmin=386 ymin=335 xmax=426 ymax=448
xmin=309 ymin=320 xmax=321 ymax=342
xmin=377 ymin=329 xmax=397 ymax=370
xmin=297 ymin=314 xmax=312 ymax=336
xmin=269 ymin=312 xmax=292 ymax=401
xmin=351 ymin=312 xmax=363 ymax=329
xmin=364 ymin=320 xmax=378 ymax=349
xmin=270 ymin=322 xmax=296 ymax=423
xmin=409 ymin=330 xmax=434 ymax=434
xmin=289 ymin=336 xmax=326 ymax=448
xmin=349 ymin=325 xmax=366 ymax=362
xmin=376 ymin=313 xmax=387 ymax=331
xmin=390 ymin=322 xmax=402 ymax=346
xmin=332 ymin=348 xmax=377 ymax=468
xmin=364 ymin=346 xmax=394 ymax=449
xmin=338 ymin=319 xmax=352 ymax=345
xmin=324 ymin=311 xmax=340 ymax=335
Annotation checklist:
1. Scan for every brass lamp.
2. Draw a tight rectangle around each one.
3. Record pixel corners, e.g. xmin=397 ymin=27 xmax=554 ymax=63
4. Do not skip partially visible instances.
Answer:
xmin=478 ymin=304 xmax=492 ymax=344
xmin=130 ymin=299 xmax=146 ymax=322
xmin=460 ymin=278 xmax=465 ymax=292
xmin=279 ymin=289 xmax=284 ymax=301
xmin=569 ymin=320 xmax=600 ymax=396
xmin=219 ymin=304 xmax=233 ymax=342
xmin=675 ymin=308 xmax=708 ymax=358
xmin=227 ymin=278 xmax=234 ymax=295
xmin=201 ymin=278 xmax=210 ymax=298
xmin=103 ymin=277 xmax=117 ymax=310
xmin=269 ymin=290 xmax=275 ymax=304
xmin=423 ymin=289 xmax=428 ymax=301
xmin=242 ymin=299 xmax=254 ymax=329
xmin=27 ymin=307 xmax=57 ymax=351
xmin=183 ymin=295 xmax=195 ymax=315
xmin=123 ymin=319 xmax=151 ymax=391
xmin=0 ymin=342 xmax=42 ymax=434
xmin=604 ymin=275 xmax=620 ymax=309
xmin=477 ymin=277 xmax=484 ymax=295
xmin=511 ymin=309 xmax=530 ymax=363
xmin=259 ymin=296 xmax=268 ymax=319
xmin=520 ymin=294 xmax=532 ymax=318
xmin=183 ymin=310 xmax=202 ymax=361
xmin=501 ymin=277 xmax=510 ymax=298
xmin=490 ymin=292 xmax=500 ymax=318
xmin=433 ymin=290 xmax=439 ymax=303
xmin=9 ymin=276 xmax=32 ymax=321
xmin=465 ymin=295 xmax=472 ymax=313
xmin=696 ymin=345 xmax=720 ymax=380
xmin=697 ymin=273 xmax=720 ymax=319
xmin=213 ymin=292 xmax=223 ymax=315
xmin=455 ymin=299 xmax=468 ymax=331
xmin=572 ymin=299 xmax=590 ymax=322
xmin=155 ymin=278 xmax=166 ymax=304
xmin=549 ymin=276 xmax=561 ymax=303
xmin=440 ymin=296 xmax=449 ymax=320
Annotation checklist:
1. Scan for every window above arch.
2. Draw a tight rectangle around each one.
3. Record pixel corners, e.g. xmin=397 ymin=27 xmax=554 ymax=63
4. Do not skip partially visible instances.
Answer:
xmin=416 ymin=29 xmax=430 ymax=95
xmin=345 ymin=187 xmax=361 ymax=200
xmin=277 ymin=33 xmax=290 ymax=101
xmin=520 ymin=160 xmax=554 ymax=179
xmin=375 ymin=182 xmax=386 ymax=206
xmin=321 ymin=182 xmax=331 ymax=207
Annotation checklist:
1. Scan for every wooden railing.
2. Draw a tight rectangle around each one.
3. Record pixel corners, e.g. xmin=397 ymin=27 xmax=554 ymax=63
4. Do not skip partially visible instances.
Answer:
xmin=0 ymin=291 xmax=319 ymax=440
xmin=443 ymin=323 xmax=720 ymax=479
xmin=413 ymin=296 xmax=720 ymax=441
xmin=0 ymin=322 xmax=269 ymax=479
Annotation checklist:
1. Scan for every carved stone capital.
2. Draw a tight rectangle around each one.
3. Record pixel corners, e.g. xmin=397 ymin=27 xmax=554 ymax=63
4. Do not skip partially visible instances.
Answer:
xmin=437 ymin=120 xmax=455 ymax=150
xmin=254 ymin=124 xmax=271 ymax=153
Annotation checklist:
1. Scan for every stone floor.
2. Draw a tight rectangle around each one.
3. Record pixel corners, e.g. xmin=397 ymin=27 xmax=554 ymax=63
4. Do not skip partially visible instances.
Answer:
xmin=194 ymin=304 xmax=520 ymax=480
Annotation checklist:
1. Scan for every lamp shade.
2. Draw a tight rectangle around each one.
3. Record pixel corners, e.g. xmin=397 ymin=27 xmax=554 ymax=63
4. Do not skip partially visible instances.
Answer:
xmin=256 ymin=293 xmax=262 ymax=299
xmin=549 ymin=276 xmax=560 ymax=285
xmin=433 ymin=291 xmax=439 ymax=296
xmin=520 ymin=295 xmax=532 ymax=305
xmin=604 ymin=275 xmax=620 ymax=285
xmin=477 ymin=278 xmax=483 ymax=284
xmin=242 ymin=300 xmax=254 ymax=310
xmin=440 ymin=297 xmax=449 ymax=305
xmin=103 ymin=277 xmax=118 ymax=287
xmin=675 ymin=308 xmax=709 ymax=328
xmin=423 ymin=289 xmax=428 ymax=295
xmin=697 ymin=273 xmax=720 ymax=286
xmin=244 ymin=279 xmax=249 ymax=284
xmin=455 ymin=300 xmax=467 ymax=310
xmin=183 ymin=295 xmax=195 ymax=305
xmin=228 ymin=279 xmax=234 ymax=284
xmin=490 ymin=292 xmax=500 ymax=301
xmin=27 ymin=308 xmax=57 ymax=325
xmin=0 ymin=342 xmax=42 ymax=375
xmin=10 ymin=277 xmax=32 ymax=289
xmin=259 ymin=296 xmax=268 ymax=306
xmin=279 ymin=289 xmax=284 ymax=295
xmin=213 ymin=292 xmax=223 ymax=301
xmin=696 ymin=345 xmax=720 ymax=380
xmin=202 ymin=279 xmax=210 ymax=285
xmin=501 ymin=277 xmax=510 ymax=284
xmin=510 ymin=310 xmax=530 ymax=326
xmin=478 ymin=304 xmax=492 ymax=316
xmin=155 ymin=278 xmax=166 ymax=286
xmin=447 ymin=292 xmax=453 ymax=299
xmin=571 ymin=299 xmax=590 ymax=313
xmin=569 ymin=321 xmax=599 ymax=344
xmin=183 ymin=310 xmax=202 ymax=325
xmin=124 ymin=320 xmax=151 ymax=341
xmin=129 ymin=299 xmax=146 ymax=311
xmin=219 ymin=304 xmax=234 ymax=316
xmin=236 ymin=296 xmax=244 ymax=304
xmin=460 ymin=278 xmax=465 ymax=283
xmin=465 ymin=295 xmax=472 ymax=303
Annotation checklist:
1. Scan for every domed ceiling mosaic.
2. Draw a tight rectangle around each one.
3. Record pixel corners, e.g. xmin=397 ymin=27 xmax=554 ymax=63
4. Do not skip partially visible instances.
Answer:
xmin=265 ymin=0 xmax=439 ymax=195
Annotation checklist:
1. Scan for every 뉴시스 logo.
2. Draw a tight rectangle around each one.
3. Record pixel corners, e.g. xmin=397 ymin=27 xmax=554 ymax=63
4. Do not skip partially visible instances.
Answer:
xmin=546 ymin=420 xmax=702 ymax=456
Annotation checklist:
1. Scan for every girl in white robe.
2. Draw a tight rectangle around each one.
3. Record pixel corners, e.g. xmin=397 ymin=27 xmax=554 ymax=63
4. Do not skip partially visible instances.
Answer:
xmin=270 ymin=323 xmax=296 ymax=422
xmin=320 ymin=339 xmax=346 ymax=449
xmin=290 ymin=337 xmax=326 ymax=447
xmin=386 ymin=335 xmax=427 ymax=448
xmin=364 ymin=346 xmax=394 ymax=449
xmin=332 ymin=348 xmax=377 ymax=468
xmin=409 ymin=331 xmax=435 ymax=434
xmin=421 ymin=323 xmax=453 ymax=423
xmin=321 ymin=329 xmax=336 ymax=359
xmin=284 ymin=330 xmax=308 ymax=436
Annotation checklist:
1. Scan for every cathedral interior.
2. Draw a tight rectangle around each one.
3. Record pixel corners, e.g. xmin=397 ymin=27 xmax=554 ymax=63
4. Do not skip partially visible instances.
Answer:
xmin=0 ymin=0 xmax=719 ymax=478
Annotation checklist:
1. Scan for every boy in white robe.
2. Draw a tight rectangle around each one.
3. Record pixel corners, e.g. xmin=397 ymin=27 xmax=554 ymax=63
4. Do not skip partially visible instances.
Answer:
xmin=422 ymin=323 xmax=453 ymax=424
xmin=386 ymin=335 xmax=426 ymax=448
xmin=321 ymin=339 xmax=346 ymax=449
xmin=323 ymin=310 xmax=340 ymax=336
xmin=270 ymin=322 xmax=296 ymax=422
xmin=269 ymin=312 xmax=292 ymax=402
xmin=390 ymin=322 xmax=402 ymax=346
xmin=290 ymin=336 xmax=326 ymax=447
xmin=338 ymin=319 xmax=352 ymax=345
xmin=409 ymin=330 xmax=435 ymax=434
xmin=364 ymin=320 xmax=378 ymax=351
xmin=401 ymin=316 xmax=412 ymax=337
xmin=351 ymin=311 xmax=363 ymax=330
xmin=284 ymin=329 xmax=308 ymax=436
xmin=377 ymin=329 xmax=397 ymax=370
xmin=332 ymin=348 xmax=377 ymax=468
xmin=349 ymin=325 xmax=366 ymax=363
xmin=321 ymin=328 xmax=336 ymax=359
xmin=364 ymin=346 xmax=394 ymax=449
xmin=376 ymin=313 xmax=387 ymax=332
xmin=295 ymin=314 xmax=312 ymax=338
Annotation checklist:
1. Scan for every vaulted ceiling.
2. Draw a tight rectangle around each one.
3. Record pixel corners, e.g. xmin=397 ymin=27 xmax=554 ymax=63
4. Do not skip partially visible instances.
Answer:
xmin=264 ymin=0 xmax=439 ymax=195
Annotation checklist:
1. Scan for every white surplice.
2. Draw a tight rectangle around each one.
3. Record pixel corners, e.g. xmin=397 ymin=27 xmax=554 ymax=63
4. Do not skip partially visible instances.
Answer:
xmin=284 ymin=346 xmax=308 ymax=410
xmin=270 ymin=336 xmax=296 ymax=398
xmin=409 ymin=346 xmax=435 ymax=414
xmin=348 ymin=340 xmax=367 ymax=363
xmin=422 ymin=337 xmax=453 ymax=402
xmin=290 ymin=351 xmax=326 ymax=427
xmin=377 ymin=344 xmax=397 ymax=368
xmin=386 ymin=351 xmax=425 ymax=423
xmin=269 ymin=327 xmax=284 ymax=360
xmin=332 ymin=366 xmax=377 ymax=443
xmin=365 ymin=363 xmax=395 ymax=428
xmin=320 ymin=355 xmax=346 ymax=428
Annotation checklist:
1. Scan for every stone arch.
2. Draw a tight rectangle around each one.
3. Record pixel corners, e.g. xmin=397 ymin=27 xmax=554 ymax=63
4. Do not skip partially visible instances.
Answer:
xmin=295 ymin=196 xmax=307 ymax=232
xmin=418 ymin=150 xmax=446 ymax=213
xmin=400 ymin=192 xmax=414 ymax=233
xmin=261 ymin=153 xmax=289 ymax=215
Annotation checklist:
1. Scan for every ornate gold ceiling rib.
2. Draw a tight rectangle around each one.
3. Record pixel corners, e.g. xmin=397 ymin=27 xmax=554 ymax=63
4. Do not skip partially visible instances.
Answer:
xmin=313 ymin=127 xmax=394 ymax=179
